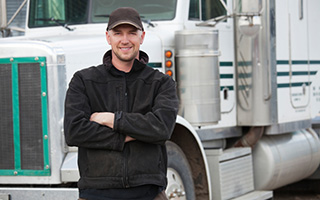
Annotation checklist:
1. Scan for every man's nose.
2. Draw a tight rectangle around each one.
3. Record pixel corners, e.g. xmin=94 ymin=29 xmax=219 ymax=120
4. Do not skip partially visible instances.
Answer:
xmin=121 ymin=34 xmax=130 ymax=43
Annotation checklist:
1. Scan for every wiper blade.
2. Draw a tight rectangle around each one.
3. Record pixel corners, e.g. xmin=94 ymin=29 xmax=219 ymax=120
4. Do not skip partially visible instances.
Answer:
xmin=35 ymin=18 xmax=75 ymax=31
xmin=141 ymin=19 xmax=155 ymax=28
xmin=94 ymin=14 xmax=110 ymax=18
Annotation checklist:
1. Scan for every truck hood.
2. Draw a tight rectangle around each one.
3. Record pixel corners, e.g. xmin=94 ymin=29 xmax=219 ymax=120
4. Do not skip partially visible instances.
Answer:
xmin=0 ymin=25 xmax=163 ymax=83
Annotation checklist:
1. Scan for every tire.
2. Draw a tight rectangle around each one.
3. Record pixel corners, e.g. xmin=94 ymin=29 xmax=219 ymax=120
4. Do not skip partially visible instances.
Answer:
xmin=166 ymin=141 xmax=196 ymax=200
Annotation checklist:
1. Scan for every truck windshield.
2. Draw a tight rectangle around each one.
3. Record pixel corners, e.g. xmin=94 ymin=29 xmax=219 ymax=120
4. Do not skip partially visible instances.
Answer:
xmin=28 ymin=0 xmax=177 ymax=28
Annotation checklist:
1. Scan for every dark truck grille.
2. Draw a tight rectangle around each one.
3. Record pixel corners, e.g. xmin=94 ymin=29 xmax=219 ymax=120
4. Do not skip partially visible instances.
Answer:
xmin=0 ymin=64 xmax=14 ymax=170
xmin=0 ymin=57 xmax=50 ymax=176
xmin=19 ymin=63 xmax=44 ymax=170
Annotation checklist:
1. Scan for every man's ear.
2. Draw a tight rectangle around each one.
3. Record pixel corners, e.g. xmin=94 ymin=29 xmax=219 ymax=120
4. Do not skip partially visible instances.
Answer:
xmin=106 ymin=31 xmax=111 ymax=45
xmin=140 ymin=31 xmax=146 ymax=44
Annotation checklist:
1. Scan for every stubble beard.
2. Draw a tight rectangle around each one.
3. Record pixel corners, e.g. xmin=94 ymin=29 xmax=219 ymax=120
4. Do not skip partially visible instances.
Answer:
xmin=114 ymin=49 xmax=139 ymax=63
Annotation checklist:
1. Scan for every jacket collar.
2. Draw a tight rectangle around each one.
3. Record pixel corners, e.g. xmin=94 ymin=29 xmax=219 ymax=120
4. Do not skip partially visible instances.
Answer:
xmin=102 ymin=50 xmax=149 ymax=75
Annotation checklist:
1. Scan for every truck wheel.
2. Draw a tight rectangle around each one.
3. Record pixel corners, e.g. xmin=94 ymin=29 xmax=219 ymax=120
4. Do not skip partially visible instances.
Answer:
xmin=166 ymin=141 xmax=196 ymax=200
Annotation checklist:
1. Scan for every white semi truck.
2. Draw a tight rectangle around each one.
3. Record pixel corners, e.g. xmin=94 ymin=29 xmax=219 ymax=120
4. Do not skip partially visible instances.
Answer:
xmin=0 ymin=0 xmax=320 ymax=199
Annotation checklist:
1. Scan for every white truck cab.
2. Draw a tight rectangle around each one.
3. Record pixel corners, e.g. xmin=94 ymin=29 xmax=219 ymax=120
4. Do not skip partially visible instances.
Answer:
xmin=1 ymin=0 xmax=320 ymax=199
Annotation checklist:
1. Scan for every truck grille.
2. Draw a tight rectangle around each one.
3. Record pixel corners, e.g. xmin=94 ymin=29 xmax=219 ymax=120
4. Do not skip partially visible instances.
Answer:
xmin=19 ymin=63 xmax=44 ymax=170
xmin=0 ymin=57 xmax=50 ymax=176
xmin=0 ymin=64 xmax=15 ymax=170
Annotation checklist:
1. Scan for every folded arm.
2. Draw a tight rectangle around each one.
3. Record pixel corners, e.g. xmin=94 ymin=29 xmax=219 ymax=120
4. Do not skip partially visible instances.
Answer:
xmin=113 ymin=78 xmax=179 ymax=145
xmin=90 ymin=112 xmax=135 ymax=143
xmin=64 ymin=72 xmax=126 ymax=151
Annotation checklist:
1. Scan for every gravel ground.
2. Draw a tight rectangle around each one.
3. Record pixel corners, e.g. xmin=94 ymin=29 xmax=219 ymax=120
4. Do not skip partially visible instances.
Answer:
xmin=274 ymin=191 xmax=320 ymax=200
xmin=273 ymin=180 xmax=320 ymax=200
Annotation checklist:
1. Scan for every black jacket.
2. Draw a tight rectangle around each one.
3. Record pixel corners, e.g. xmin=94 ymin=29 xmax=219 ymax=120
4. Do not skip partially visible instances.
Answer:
xmin=64 ymin=50 xmax=179 ymax=189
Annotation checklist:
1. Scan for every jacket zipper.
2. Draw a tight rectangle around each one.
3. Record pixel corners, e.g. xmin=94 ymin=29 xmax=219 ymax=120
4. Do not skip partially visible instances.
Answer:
xmin=116 ymin=87 xmax=120 ymax=111
xmin=124 ymin=73 xmax=128 ymax=112
xmin=122 ymin=74 xmax=130 ymax=188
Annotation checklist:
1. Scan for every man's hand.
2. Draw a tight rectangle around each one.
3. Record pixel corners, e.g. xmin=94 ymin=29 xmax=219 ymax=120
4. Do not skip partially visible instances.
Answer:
xmin=125 ymin=136 xmax=135 ymax=143
xmin=90 ymin=112 xmax=136 ymax=143
xmin=90 ymin=112 xmax=114 ymax=129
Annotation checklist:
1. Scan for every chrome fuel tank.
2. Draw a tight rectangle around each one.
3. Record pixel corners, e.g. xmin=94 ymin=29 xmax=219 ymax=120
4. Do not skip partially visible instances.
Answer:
xmin=253 ymin=128 xmax=320 ymax=190
xmin=175 ymin=30 xmax=221 ymax=125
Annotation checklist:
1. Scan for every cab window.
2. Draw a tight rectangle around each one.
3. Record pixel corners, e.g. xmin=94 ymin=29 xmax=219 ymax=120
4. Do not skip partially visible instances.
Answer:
xmin=28 ymin=0 xmax=88 ymax=28
xmin=189 ymin=0 xmax=227 ymax=21
xmin=91 ymin=0 xmax=177 ymax=23
xmin=202 ymin=0 xmax=226 ymax=20
xmin=189 ymin=0 xmax=200 ymax=20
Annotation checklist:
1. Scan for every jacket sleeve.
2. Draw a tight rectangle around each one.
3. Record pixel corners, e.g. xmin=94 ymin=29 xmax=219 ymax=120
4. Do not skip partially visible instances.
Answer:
xmin=64 ymin=71 xmax=126 ymax=151
xmin=113 ymin=77 xmax=179 ymax=145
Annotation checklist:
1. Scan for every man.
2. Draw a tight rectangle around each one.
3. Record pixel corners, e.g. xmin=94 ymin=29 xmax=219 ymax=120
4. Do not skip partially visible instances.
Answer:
xmin=64 ymin=7 xmax=179 ymax=200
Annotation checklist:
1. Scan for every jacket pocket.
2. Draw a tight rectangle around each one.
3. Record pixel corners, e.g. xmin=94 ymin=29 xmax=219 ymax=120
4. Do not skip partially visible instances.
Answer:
xmin=86 ymin=148 xmax=124 ymax=177
xmin=127 ymin=142 xmax=163 ymax=175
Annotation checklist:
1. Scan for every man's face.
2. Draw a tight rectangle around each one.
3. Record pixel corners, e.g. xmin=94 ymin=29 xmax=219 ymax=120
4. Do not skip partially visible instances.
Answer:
xmin=106 ymin=24 xmax=145 ymax=63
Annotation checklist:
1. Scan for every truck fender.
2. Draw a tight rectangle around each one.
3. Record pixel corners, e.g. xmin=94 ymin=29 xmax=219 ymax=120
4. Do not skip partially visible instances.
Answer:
xmin=169 ymin=115 xmax=212 ymax=200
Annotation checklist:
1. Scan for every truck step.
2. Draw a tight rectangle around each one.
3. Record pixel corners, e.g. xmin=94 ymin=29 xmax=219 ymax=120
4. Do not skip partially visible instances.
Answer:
xmin=0 ymin=188 xmax=78 ymax=200
xmin=206 ymin=148 xmax=256 ymax=199
xmin=232 ymin=191 xmax=273 ymax=200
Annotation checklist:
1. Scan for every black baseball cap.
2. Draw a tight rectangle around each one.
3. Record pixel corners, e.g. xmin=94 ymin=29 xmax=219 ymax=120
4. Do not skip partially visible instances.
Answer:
xmin=107 ymin=7 xmax=144 ymax=31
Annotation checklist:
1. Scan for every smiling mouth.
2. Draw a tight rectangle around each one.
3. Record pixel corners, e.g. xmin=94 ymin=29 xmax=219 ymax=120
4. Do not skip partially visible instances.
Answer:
xmin=120 ymin=47 xmax=132 ymax=50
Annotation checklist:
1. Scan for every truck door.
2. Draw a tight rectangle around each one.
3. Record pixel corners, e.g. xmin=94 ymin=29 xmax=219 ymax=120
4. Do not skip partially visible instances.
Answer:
xmin=287 ymin=0 xmax=310 ymax=108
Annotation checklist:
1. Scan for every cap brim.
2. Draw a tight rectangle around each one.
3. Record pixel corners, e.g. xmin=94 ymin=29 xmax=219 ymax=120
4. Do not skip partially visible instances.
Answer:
xmin=108 ymin=21 xmax=142 ymax=30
